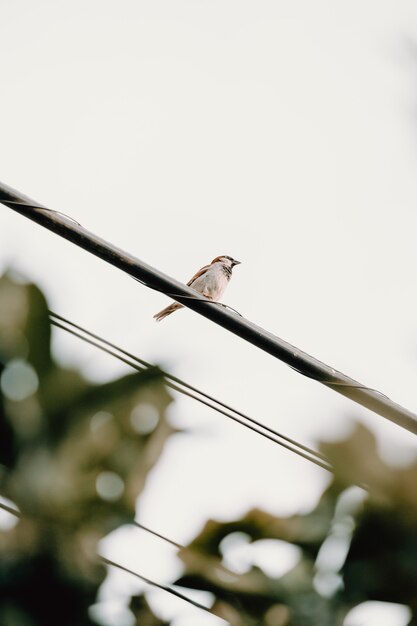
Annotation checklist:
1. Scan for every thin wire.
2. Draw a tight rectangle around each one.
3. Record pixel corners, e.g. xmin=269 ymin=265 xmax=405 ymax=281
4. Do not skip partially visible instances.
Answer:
xmin=49 ymin=312 xmax=332 ymax=472
xmin=50 ymin=318 xmax=331 ymax=471
xmin=49 ymin=311 xmax=328 ymax=463
xmin=0 ymin=499 xmax=242 ymax=597
xmin=99 ymin=557 xmax=216 ymax=616
xmin=133 ymin=521 xmax=183 ymax=549
xmin=0 ymin=501 xmax=239 ymax=590
xmin=0 ymin=501 xmax=21 ymax=517
xmin=132 ymin=521 xmax=242 ymax=584
xmin=0 ymin=503 xmax=217 ymax=618
xmin=0 ymin=501 xmax=183 ymax=548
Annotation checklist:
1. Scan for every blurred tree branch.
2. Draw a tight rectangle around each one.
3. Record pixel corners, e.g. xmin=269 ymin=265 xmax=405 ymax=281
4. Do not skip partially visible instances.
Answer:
xmin=1 ymin=272 xmax=416 ymax=626
xmin=0 ymin=272 xmax=175 ymax=626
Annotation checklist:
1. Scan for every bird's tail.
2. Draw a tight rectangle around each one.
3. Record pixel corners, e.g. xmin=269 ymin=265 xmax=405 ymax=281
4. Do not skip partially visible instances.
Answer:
xmin=153 ymin=302 xmax=183 ymax=322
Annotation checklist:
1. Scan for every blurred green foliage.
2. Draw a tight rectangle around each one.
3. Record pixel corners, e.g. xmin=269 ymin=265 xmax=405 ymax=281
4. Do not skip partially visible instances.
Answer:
xmin=0 ymin=273 xmax=174 ymax=626
xmin=1 ymin=272 xmax=416 ymax=626
xmin=174 ymin=425 xmax=417 ymax=625
xmin=128 ymin=593 xmax=170 ymax=626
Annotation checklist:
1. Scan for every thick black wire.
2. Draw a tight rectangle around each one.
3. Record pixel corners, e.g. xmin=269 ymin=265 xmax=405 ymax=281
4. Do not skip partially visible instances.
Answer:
xmin=49 ymin=313 xmax=332 ymax=472
xmin=132 ymin=273 xmax=243 ymax=315
xmin=3 ymin=186 xmax=417 ymax=436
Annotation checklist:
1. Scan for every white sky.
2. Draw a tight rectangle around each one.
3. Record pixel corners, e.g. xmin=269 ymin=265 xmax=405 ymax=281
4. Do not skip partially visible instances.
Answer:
xmin=1 ymin=1 xmax=417 ymax=624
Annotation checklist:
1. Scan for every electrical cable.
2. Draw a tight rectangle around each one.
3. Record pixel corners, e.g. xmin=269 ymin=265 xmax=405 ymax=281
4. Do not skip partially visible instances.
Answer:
xmin=0 ymin=502 xmax=219 ymax=619
xmin=132 ymin=521 xmax=183 ymax=549
xmin=0 ymin=501 xmax=183 ymax=548
xmin=2 ymin=180 xmax=416 ymax=435
xmin=49 ymin=310 xmax=328 ymax=462
xmin=0 ymin=501 xmax=21 ymax=518
xmin=99 ymin=556 xmax=216 ymax=616
xmin=49 ymin=312 xmax=332 ymax=472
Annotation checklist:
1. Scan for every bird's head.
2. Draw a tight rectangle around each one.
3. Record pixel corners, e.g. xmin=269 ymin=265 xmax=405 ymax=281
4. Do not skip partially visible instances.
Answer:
xmin=212 ymin=255 xmax=241 ymax=268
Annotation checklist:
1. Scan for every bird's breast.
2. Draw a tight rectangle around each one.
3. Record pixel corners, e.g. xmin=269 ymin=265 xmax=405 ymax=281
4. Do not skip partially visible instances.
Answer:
xmin=206 ymin=266 xmax=229 ymax=299
xmin=192 ymin=265 xmax=229 ymax=300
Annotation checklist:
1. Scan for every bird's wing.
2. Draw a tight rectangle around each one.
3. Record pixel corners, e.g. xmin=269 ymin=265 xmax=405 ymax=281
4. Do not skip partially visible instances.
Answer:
xmin=187 ymin=264 xmax=211 ymax=286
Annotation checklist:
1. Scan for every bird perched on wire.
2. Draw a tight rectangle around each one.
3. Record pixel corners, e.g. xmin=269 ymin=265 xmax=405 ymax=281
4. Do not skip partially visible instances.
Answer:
xmin=153 ymin=255 xmax=241 ymax=321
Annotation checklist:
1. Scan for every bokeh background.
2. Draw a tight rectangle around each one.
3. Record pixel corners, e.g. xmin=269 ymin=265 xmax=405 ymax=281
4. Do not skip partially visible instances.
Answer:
xmin=1 ymin=1 xmax=417 ymax=624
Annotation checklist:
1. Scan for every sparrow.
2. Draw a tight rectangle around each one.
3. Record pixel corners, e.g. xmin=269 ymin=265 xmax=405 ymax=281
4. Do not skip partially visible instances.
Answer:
xmin=153 ymin=255 xmax=241 ymax=321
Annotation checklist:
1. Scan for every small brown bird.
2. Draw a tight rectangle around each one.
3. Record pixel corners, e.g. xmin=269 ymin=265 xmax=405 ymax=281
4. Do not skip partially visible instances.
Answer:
xmin=153 ymin=255 xmax=241 ymax=321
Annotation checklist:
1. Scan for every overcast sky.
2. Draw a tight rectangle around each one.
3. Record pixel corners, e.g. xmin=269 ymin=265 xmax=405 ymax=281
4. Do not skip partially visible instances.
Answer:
xmin=1 ymin=1 xmax=417 ymax=624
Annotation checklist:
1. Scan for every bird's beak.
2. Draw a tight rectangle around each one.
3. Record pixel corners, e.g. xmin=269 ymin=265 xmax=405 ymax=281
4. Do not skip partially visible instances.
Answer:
xmin=233 ymin=260 xmax=241 ymax=266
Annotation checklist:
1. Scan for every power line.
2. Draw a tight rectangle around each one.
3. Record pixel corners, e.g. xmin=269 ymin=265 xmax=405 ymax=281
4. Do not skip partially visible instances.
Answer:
xmin=0 ymin=501 xmax=21 ymax=518
xmin=49 ymin=311 xmax=332 ymax=471
xmin=0 ymin=500 xmax=183 ymax=549
xmin=50 ymin=311 xmax=328 ymax=463
xmin=0 ymin=503 xmax=218 ymax=619
xmin=99 ymin=557 xmax=217 ymax=616
xmin=133 ymin=521 xmax=183 ymax=550
xmin=2 ymin=180 xmax=417 ymax=435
